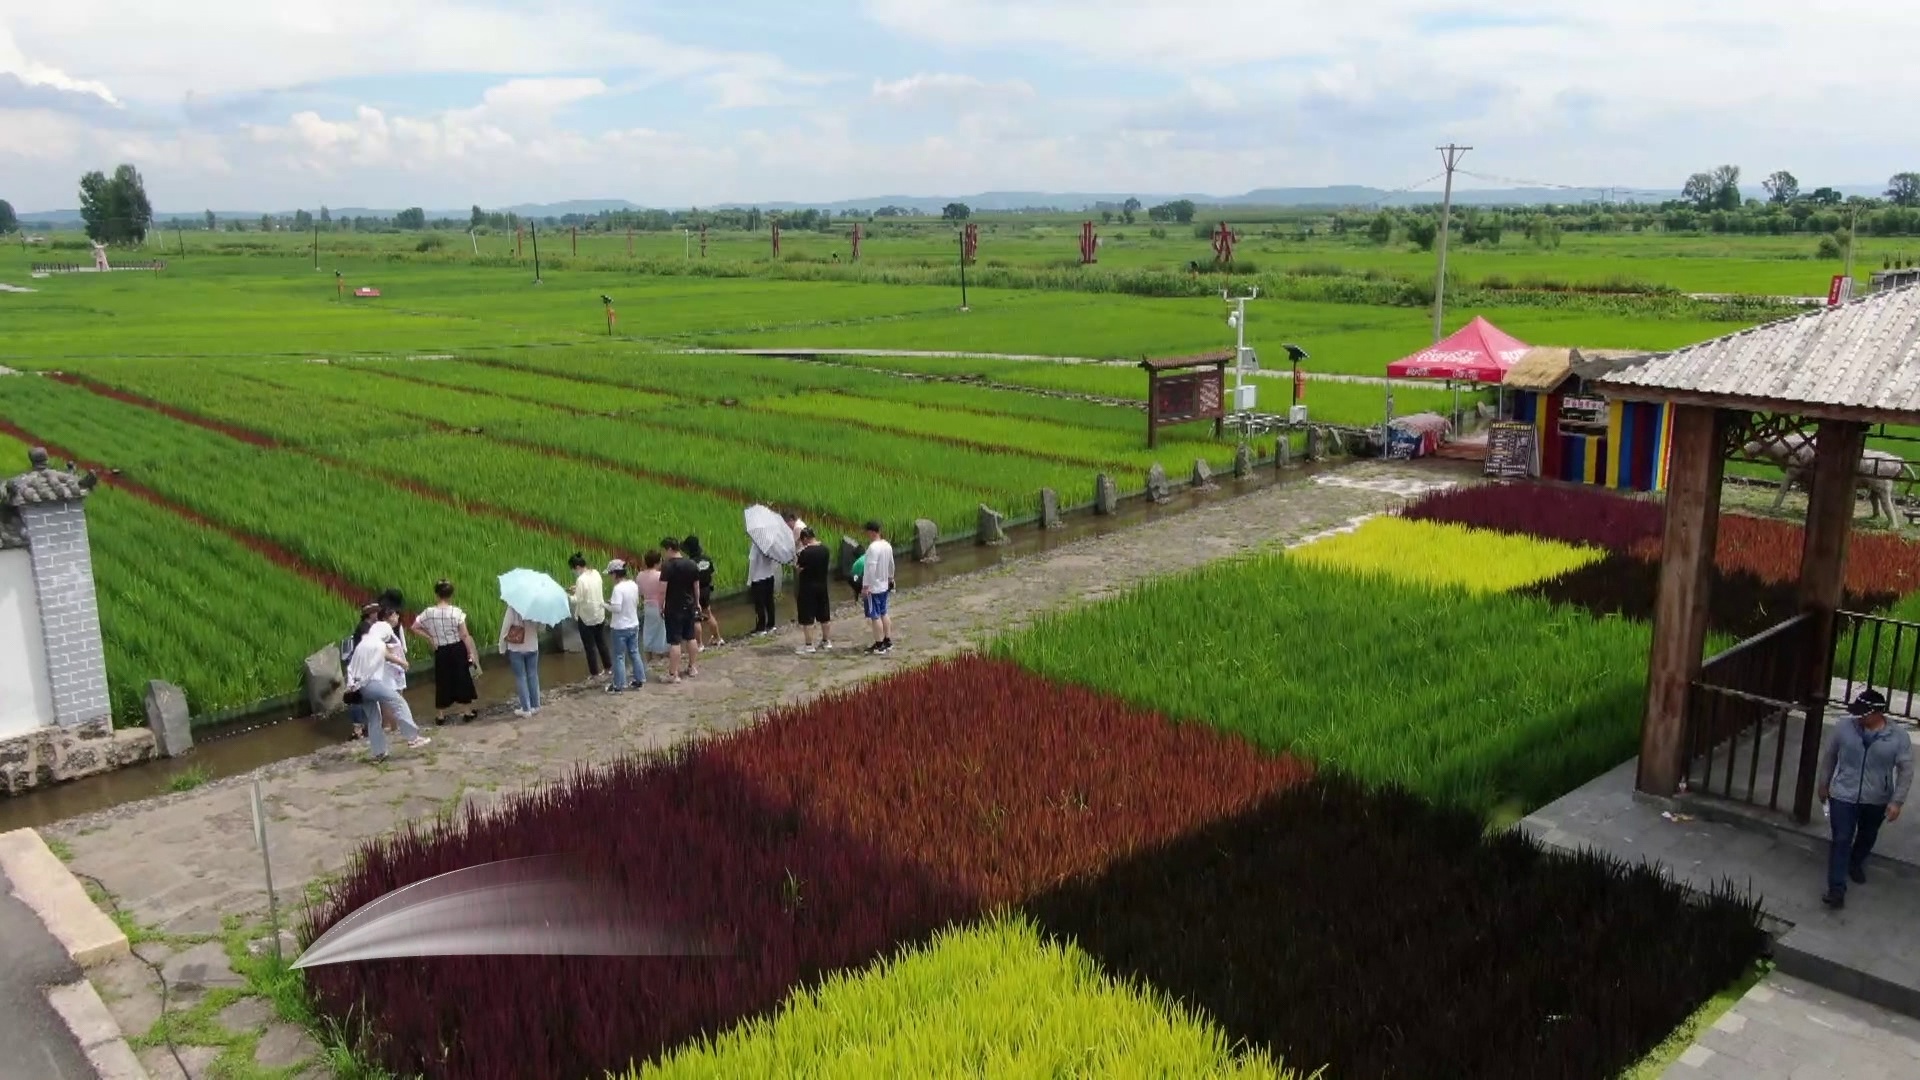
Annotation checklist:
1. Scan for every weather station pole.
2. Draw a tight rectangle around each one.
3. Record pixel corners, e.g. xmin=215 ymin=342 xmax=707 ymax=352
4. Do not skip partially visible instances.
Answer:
xmin=1431 ymin=143 xmax=1470 ymax=344
xmin=1225 ymin=287 xmax=1259 ymax=448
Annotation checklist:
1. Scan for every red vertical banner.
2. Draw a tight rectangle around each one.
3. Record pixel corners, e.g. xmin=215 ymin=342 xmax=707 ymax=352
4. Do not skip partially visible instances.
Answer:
xmin=1828 ymin=274 xmax=1852 ymax=306
xmin=1079 ymin=221 xmax=1097 ymax=264
xmin=851 ymin=223 xmax=863 ymax=262
xmin=771 ymin=222 xmax=782 ymax=258
xmin=962 ymin=223 xmax=979 ymax=265
xmin=1293 ymin=367 xmax=1306 ymax=403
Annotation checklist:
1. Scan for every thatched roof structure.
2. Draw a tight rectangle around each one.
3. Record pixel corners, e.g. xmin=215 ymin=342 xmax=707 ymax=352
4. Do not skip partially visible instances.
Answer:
xmin=1503 ymin=347 xmax=1649 ymax=393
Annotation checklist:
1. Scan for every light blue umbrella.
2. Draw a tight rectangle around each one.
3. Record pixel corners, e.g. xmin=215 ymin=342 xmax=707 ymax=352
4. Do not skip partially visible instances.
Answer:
xmin=497 ymin=568 xmax=570 ymax=626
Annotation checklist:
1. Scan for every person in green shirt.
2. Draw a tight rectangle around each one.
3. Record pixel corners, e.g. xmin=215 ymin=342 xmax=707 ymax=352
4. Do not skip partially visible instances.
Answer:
xmin=849 ymin=551 xmax=866 ymax=601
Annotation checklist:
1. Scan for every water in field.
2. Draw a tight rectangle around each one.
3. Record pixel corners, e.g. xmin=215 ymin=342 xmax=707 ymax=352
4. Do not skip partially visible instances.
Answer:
xmin=0 ymin=460 xmax=1340 ymax=831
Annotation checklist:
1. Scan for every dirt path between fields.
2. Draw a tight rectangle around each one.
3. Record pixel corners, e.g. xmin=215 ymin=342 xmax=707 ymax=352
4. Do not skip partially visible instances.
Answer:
xmin=49 ymin=463 xmax=1459 ymax=935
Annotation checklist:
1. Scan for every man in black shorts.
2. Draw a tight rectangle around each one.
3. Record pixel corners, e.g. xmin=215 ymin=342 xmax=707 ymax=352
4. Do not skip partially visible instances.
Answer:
xmin=659 ymin=536 xmax=703 ymax=682
xmin=793 ymin=527 xmax=834 ymax=654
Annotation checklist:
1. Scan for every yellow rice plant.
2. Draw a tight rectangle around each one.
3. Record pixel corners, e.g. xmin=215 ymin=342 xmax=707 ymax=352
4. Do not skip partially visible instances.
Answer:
xmin=1288 ymin=514 xmax=1605 ymax=594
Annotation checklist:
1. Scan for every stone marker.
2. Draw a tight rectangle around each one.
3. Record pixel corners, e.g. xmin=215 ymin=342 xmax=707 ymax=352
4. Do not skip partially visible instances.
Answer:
xmin=1191 ymin=458 xmax=1217 ymax=491
xmin=913 ymin=518 xmax=940 ymax=563
xmin=978 ymin=504 xmax=1007 ymax=545
xmin=144 ymin=680 xmax=192 ymax=758
xmin=1305 ymin=426 xmax=1323 ymax=462
xmin=1276 ymin=435 xmax=1293 ymax=469
xmin=1234 ymin=442 xmax=1253 ymax=479
xmin=1039 ymin=487 xmax=1063 ymax=529
xmin=1146 ymin=463 xmax=1172 ymax=504
xmin=837 ymin=535 xmax=861 ymax=581
xmin=553 ymin=618 xmax=584 ymax=654
xmin=303 ymin=644 xmax=344 ymax=716
xmin=1094 ymin=473 xmax=1119 ymax=515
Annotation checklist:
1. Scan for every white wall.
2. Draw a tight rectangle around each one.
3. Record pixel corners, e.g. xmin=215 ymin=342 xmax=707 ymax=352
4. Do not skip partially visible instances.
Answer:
xmin=0 ymin=547 xmax=56 ymax=739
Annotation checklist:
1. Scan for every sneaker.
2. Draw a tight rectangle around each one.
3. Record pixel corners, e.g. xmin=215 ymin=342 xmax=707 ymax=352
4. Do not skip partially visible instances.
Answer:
xmin=1821 ymin=890 xmax=1846 ymax=909
xmin=512 ymin=708 xmax=531 ymax=717
xmin=797 ymin=644 xmax=817 ymax=655
xmin=606 ymin=685 xmax=623 ymax=695
xmin=865 ymin=642 xmax=882 ymax=654
xmin=628 ymin=681 xmax=644 ymax=690
xmin=821 ymin=640 xmax=834 ymax=651
xmin=367 ymin=753 xmax=388 ymax=765
xmin=876 ymin=642 xmax=893 ymax=655
xmin=407 ymin=736 xmax=432 ymax=749
xmin=1850 ymin=865 xmax=1868 ymax=885
xmin=435 ymin=716 xmax=450 ymax=727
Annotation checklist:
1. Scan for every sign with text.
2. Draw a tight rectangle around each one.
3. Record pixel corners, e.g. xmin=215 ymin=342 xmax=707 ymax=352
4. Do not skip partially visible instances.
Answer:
xmin=1484 ymin=421 xmax=1539 ymax=479
xmin=1153 ymin=370 xmax=1224 ymax=423
xmin=1829 ymin=275 xmax=1854 ymax=307
xmin=1559 ymin=396 xmax=1608 ymax=429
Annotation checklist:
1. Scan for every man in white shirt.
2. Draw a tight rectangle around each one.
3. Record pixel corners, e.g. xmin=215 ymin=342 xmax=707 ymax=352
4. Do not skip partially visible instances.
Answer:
xmin=605 ymin=559 xmax=646 ymax=692
xmin=568 ymin=553 xmax=612 ymax=681
xmin=860 ymin=520 xmax=896 ymax=655
xmin=347 ymin=607 xmax=429 ymax=761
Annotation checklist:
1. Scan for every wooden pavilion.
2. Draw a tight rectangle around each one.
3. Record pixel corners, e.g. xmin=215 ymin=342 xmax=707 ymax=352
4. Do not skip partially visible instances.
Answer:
xmin=1595 ymin=285 xmax=1920 ymax=822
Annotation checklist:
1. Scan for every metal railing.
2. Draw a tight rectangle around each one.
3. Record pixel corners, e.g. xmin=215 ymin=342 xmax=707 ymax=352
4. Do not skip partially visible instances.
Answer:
xmin=1685 ymin=613 xmax=1815 ymax=816
xmin=1834 ymin=611 xmax=1920 ymax=724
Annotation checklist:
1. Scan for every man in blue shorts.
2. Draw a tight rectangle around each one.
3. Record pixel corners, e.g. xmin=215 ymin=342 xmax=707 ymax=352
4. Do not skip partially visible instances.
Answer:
xmin=859 ymin=520 xmax=895 ymax=655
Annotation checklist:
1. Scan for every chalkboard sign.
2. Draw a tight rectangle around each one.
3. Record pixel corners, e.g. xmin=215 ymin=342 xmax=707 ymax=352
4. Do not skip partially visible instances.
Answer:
xmin=1484 ymin=422 xmax=1538 ymax=479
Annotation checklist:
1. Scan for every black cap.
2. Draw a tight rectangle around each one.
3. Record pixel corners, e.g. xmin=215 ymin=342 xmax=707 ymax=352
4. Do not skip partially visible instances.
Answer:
xmin=1848 ymin=689 xmax=1890 ymax=717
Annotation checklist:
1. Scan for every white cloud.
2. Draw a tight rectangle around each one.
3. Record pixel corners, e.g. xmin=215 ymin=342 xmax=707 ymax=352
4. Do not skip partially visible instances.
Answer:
xmin=0 ymin=26 xmax=118 ymax=106
xmin=871 ymin=72 xmax=1034 ymax=107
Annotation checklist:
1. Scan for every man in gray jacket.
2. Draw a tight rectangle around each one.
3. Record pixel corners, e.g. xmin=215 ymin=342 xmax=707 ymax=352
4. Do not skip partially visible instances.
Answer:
xmin=1817 ymin=689 xmax=1915 ymax=908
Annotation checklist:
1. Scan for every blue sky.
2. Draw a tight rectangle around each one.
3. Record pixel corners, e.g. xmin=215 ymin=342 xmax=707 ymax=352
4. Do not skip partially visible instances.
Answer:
xmin=4 ymin=1 xmax=1919 ymax=211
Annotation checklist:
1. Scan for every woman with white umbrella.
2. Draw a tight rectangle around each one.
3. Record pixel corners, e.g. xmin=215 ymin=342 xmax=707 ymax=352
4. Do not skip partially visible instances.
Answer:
xmin=496 ymin=568 xmax=571 ymax=718
xmin=744 ymin=505 xmax=795 ymax=638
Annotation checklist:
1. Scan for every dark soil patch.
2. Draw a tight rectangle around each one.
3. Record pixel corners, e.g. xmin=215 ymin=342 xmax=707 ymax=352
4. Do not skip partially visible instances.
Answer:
xmin=1522 ymin=553 xmax=1895 ymax=638
xmin=1023 ymin=774 xmax=1767 ymax=1080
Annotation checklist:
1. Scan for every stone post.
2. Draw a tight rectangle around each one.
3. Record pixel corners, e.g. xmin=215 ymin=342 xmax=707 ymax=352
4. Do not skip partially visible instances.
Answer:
xmin=1191 ymin=458 xmax=1217 ymax=491
xmin=1094 ymin=474 xmax=1119 ymax=515
xmin=977 ymin=505 xmax=1007 ymax=545
xmin=1276 ymin=434 xmax=1292 ymax=469
xmin=912 ymin=519 xmax=940 ymax=563
xmin=1146 ymin=464 xmax=1172 ymax=504
xmin=1233 ymin=443 xmax=1253 ymax=479
xmin=1039 ymin=488 xmax=1062 ymax=529
xmin=3 ymin=448 xmax=109 ymax=729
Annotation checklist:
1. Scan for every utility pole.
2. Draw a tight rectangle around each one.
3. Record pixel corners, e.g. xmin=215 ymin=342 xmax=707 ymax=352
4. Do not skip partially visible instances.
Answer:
xmin=1432 ymin=143 xmax=1471 ymax=344
xmin=958 ymin=229 xmax=969 ymax=311
xmin=1845 ymin=203 xmax=1859 ymax=288
xmin=530 ymin=223 xmax=543 ymax=285
xmin=312 ymin=225 xmax=319 ymax=271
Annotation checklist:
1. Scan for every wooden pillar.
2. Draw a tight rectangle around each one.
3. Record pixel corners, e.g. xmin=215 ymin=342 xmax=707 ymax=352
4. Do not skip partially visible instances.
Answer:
xmin=1637 ymin=405 xmax=1728 ymax=797
xmin=1212 ymin=363 xmax=1226 ymax=439
xmin=1792 ymin=419 xmax=1867 ymax=820
xmin=1146 ymin=369 xmax=1160 ymax=449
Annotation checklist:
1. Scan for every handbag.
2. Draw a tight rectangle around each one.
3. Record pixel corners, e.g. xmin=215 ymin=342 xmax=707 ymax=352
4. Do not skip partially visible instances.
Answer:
xmin=505 ymin=621 xmax=527 ymax=646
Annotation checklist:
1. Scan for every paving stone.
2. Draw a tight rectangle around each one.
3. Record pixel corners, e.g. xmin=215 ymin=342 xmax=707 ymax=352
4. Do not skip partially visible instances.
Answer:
xmin=256 ymin=1021 xmax=321 ymax=1069
xmin=158 ymin=941 xmax=243 ymax=994
xmin=89 ymin=955 xmax=162 ymax=1038
xmin=138 ymin=1044 xmax=219 ymax=1080
xmin=215 ymin=995 xmax=274 ymax=1035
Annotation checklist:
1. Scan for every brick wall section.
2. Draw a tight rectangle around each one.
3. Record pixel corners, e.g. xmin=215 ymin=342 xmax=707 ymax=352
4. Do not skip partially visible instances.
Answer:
xmin=20 ymin=502 xmax=111 ymax=726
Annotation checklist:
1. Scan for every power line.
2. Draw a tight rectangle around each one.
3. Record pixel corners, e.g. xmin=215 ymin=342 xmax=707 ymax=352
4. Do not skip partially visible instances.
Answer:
xmin=1454 ymin=169 xmax=1670 ymax=202
xmin=1366 ymin=172 xmax=1446 ymax=209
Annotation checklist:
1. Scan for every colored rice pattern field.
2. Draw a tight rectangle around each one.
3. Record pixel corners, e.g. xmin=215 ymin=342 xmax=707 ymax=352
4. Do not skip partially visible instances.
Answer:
xmin=309 ymin=550 xmax=1766 ymax=1080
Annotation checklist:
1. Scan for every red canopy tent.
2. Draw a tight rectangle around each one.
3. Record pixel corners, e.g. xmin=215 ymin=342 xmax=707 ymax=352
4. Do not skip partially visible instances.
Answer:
xmin=1385 ymin=316 xmax=1530 ymax=384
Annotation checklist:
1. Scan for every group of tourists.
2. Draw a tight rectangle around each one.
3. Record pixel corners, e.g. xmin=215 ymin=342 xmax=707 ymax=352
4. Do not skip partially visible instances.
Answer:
xmin=336 ymin=519 xmax=899 ymax=763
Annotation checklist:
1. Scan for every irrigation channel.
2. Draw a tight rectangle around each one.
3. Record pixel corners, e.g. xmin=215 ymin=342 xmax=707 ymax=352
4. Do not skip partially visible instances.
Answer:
xmin=0 ymin=456 xmax=1360 ymax=832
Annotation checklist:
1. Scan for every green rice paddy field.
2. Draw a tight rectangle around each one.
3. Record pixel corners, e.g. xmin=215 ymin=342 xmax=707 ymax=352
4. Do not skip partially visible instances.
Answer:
xmin=0 ymin=226 xmax=1870 ymax=723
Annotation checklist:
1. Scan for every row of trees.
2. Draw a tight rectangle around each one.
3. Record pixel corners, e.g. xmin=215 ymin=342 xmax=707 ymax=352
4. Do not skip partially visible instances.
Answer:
xmin=1680 ymin=165 xmax=1920 ymax=212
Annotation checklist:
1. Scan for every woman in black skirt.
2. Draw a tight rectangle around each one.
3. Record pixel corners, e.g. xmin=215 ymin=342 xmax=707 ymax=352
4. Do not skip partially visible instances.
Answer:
xmin=409 ymin=579 xmax=480 ymax=725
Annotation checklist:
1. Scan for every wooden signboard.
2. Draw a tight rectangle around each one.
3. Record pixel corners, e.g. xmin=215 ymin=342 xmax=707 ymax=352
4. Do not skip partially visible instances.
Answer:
xmin=1140 ymin=354 xmax=1232 ymax=448
xmin=1484 ymin=421 xmax=1539 ymax=479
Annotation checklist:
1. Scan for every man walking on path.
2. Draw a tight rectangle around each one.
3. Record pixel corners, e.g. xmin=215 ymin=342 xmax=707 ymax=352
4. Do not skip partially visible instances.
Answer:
xmin=1818 ymin=688 xmax=1914 ymax=908
xmin=794 ymin=527 xmax=833 ymax=654
xmin=569 ymin=553 xmax=612 ymax=681
xmin=661 ymin=537 xmax=703 ymax=681
xmin=346 ymin=604 xmax=430 ymax=762
xmin=861 ymin=520 xmax=896 ymax=655
xmin=605 ymin=559 xmax=645 ymax=692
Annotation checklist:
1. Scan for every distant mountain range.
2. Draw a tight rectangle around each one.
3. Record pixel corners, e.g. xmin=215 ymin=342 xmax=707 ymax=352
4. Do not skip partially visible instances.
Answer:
xmin=19 ymin=184 xmax=1891 ymax=224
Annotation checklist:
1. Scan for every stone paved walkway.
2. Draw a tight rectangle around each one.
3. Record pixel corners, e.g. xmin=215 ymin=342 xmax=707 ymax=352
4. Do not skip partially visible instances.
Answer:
xmin=50 ymin=463 xmax=1447 ymax=935
xmin=1664 ymin=974 xmax=1920 ymax=1080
